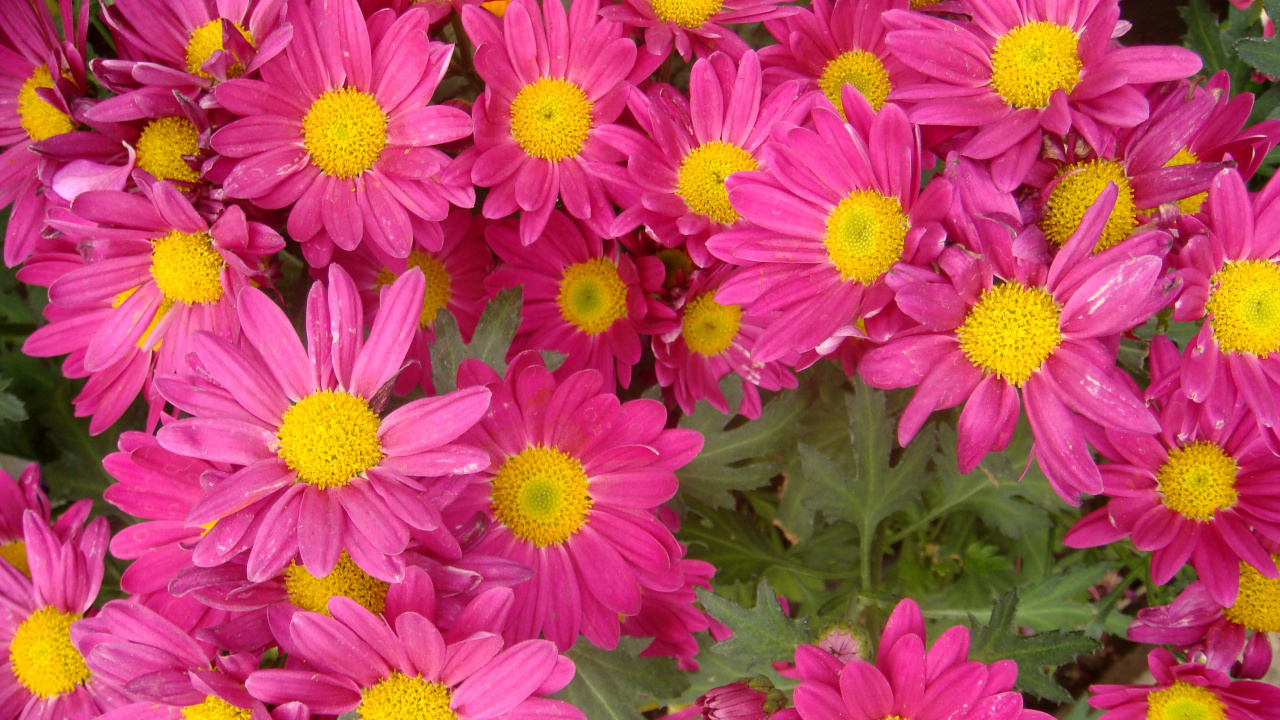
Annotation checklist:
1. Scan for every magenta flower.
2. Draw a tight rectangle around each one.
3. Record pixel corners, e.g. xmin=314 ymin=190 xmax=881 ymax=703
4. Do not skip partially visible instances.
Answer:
xmin=710 ymin=95 xmax=952 ymax=363
xmin=212 ymin=0 xmax=473 ymax=266
xmin=1148 ymin=72 xmax=1280 ymax=185
xmin=486 ymin=211 xmax=676 ymax=389
xmin=884 ymin=0 xmax=1202 ymax=188
xmin=0 ymin=464 xmax=52 ymax=578
xmin=621 ymin=556 xmax=730 ymax=671
xmin=447 ymin=351 xmax=703 ymax=650
xmin=460 ymin=0 xmax=635 ymax=245
xmin=860 ymin=186 xmax=1175 ymax=504
xmin=152 ymin=264 xmax=493 ymax=583
xmin=694 ymin=678 xmax=789 ymax=720
xmin=600 ymin=0 xmax=796 ymax=62
xmin=1088 ymin=649 xmax=1280 ymax=720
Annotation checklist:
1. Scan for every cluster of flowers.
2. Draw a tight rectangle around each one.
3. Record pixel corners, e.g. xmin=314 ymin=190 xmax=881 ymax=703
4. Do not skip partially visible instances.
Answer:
xmin=1 ymin=0 xmax=1280 ymax=717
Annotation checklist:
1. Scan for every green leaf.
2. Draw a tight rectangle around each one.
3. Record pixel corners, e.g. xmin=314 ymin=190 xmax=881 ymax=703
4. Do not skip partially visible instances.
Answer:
xmin=430 ymin=287 xmax=522 ymax=393
xmin=669 ymin=634 xmax=796 ymax=705
xmin=697 ymin=579 xmax=809 ymax=669
xmin=774 ymin=363 xmax=853 ymax=543
xmin=0 ymin=376 xmax=27 ymax=423
xmin=553 ymin=638 xmax=690 ymax=720
xmin=1181 ymin=0 xmax=1231 ymax=75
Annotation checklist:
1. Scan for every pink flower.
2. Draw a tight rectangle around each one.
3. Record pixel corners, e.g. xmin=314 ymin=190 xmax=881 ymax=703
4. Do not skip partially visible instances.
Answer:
xmin=1151 ymin=72 xmax=1280 ymax=184
xmin=694 ymin=678 xmax=789 ymax=720
xmin=600 ymin=0 xmax=797 ymax=62
xmin=152 ymin=264 xmax=493 ymax=583
xmin=1088 ymin=649 xmax=1280 ymax=720
xmin=212 ymin=0 xmax=473 ymax=266
xmin=0 ymin=464 xmax=52 ymax=578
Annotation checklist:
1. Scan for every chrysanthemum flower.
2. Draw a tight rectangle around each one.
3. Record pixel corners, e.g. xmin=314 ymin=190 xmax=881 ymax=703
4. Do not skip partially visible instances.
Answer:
xmin=709 ymin=94 xmax=952 ymax=363
xmin=654 ymin=264 xmax=798 ymax=419
xmin=692 ymin=678 xmax=789 ymax=720
xmin=460 ymin=0 xmax=635 ymax=245
xmin=600 ymin=0 xmax=796 ymax=62
xmin=883 ymin=0 xmax=1202 ymax=188
xmin=213 ymin=0 xmax=473 ymax=266
xmin=74 ymin=91 xmax=217 ymax=192
xmin=1149 ymin=72 xmax=1280 ymax=187
xmin=445 ymin=352 xmax=703 ymax=650
xmin=621 ymin=556 xmax=729 ymax=671
xmin=0 ymin=511 xmax=126 ymax=720
xmin=607 ymin=51 xmax=807 ymax=267
xmin=153 ymin=264 xmax=493 ymax=584
xmin=0 ymin=465 xmax=51 ymax=578
xmin=486 ymin=211 xmax=676 ymax=389
xmin=21 ymin=179 xmax=283 ymax=433
xmin=1088 ymin=649 xmax=1280 ymax=720
xmin=860 ymin=186 xmax=1175 ymax=503
xmin=246 ymin=591 xmax=584 ymax=720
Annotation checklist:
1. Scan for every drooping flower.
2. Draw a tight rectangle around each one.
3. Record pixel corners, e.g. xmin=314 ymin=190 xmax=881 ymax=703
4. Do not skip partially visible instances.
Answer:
xmin=212 ymin=0 xmax=473 ymax=266
xmin=600 ymin=0 xmax=797 ymax=63
xmin=446 ymin=351 xmax=703 ymax=650
xmin=153 ymin=264 xmax=493 ymax=583
xmin=1088 ymin=649 xmax=1280 ymax=720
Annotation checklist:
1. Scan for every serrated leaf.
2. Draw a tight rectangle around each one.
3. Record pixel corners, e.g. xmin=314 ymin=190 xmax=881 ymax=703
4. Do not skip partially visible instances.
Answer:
xmin=697 ymin=579 xmax=809 ymax=669
xmin=1180 ymin=0 xmax=1231 ymax=74
xmin=431 ymin=287 xmax=522 ymax=393
xmin=553 ymin=638 xmax=690 ymax=720
xmin=0 ymin=377 xmax=26 ymax=423
xmin=669 ymin=633 xmax=796 ymax=705
xmin=774 ymin=363 xmax=852 ymax=543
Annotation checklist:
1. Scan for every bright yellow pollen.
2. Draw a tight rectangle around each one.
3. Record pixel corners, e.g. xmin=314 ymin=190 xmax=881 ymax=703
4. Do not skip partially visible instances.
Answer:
xmin=1156 ymin=441 xmax=1239 ymax=522
xmin=0 ymin=540 xmax=28 ymax=577
xmin=509 ymin=78 xmax=593 ymax=161
xmin=1041 ymin=159 xmax=1137 ymax=251
xmin=682 ymin=291 xmax=742 ymax=357
xmin=910 ymin=0 xmax=942 ymax=6
xmin=9 ymin=606 xmax=90 ymax=699
xmin=990 ymin=21 xmax=1082 ymax=109
xmin=182 ymin=696 xmax=253 ymax=720
xmin=136 ymin=117 xmax=201 ymax=183
xmin=676 ymin=141 xmax=757 ymax=225
xmin=655 ymin=248 xmax=695 ymax=290
xmin=822 ymin=190 xmax=909 ymax=284
xmin=276 ymin=390 xmax=384 ymax=489
xmin=185 ymin=19 xmax=253 ymax=79
xmin=1146 ymin=682 xmax=1226 ymax=720
xmin=151 ymin=230 xmax=225 ymax=305
xmin=1223 ymin=556 xmax=1280 ymax=632
xmin=284 ymin=551 xmax=390 ymax=615
xmin=819 ymin=51 xmax=892 ymax=113
xmin=303 ymin=88 xmax=388 ymax=179
xmin=491 ymin=445 xmax=593 ymax=547
xmin=557 ymin=257 xmax=629 ymax=335
xmin=375 ymin=252 xmax=453 ymax=328
xmin=18 ymin=65 xmax=74 ymax=141
xmin=957 ymin=282 xmax=1062 ymax=387
xmin=1206 ymin=260 xmax=1280 ymax=357
xmin=360 ymin=672 xmax=458 ymax=720
xmin=650 ymin=0 xmax=723 ymax=27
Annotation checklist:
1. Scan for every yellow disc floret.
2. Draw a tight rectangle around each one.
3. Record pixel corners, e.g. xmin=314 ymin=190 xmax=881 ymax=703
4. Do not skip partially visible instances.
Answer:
xmin=303 ymin=88 xmax=388 ymax=179
xmin=0 ymin=539 xmax=28 ymax=577
xmin=509 ymin=78 xmax=593 ymax=161
xmin=1223 ymin=556 xmax=1280 ymax=632
xmin=182 ymin=696 xmax=253 ymax=720
xmin=276 ymin=390 xmax=384 ymax=489
xmin=137 ymin=117 xmax=201 ymax=183
xmin=1145 ymin=682 xmax=1226 ymax=720
xmin=284 ymin=550 xmax=390 ymax=615
xmin=822 ymin=190 xmax=910 ymax=284
xmin=819 ymin=51 xmax=892 ymax=112
xmin=10 ymin=606 xmax=90 ymax=699
xmin=682 ymin=291 xmax=742 ymax=357
xmin=1206 ymin=260 xmax=1280 ymax=357
xmin=151 ymin=230 xmax=225 ymax=305
xmin=18 ymin=65 xmax=74 ymax=141
xmin=557 ymin=258 xmax=629 ymax=335
xmin=650 ymin=0 xmax=723 ymax=28
xmin=376 ymin=251 xmax=453 ymax=328
xmin=676 ymin=141 xmax=758 ymax=225
xmin=1041 ymin=159 xmax=1137 ymax=251
xmin=1156 ymin=441 xmax=1239 ymax=522
xmin=989 ymin=21 xmax=1082 ymax=109
xmin=185 ymin=19 xmax=253 ymax=79
xmin=490 ymin=445 xmax=593 ymax=547
xmin=360 ymin=672 xmax=458 ymax=720
xmin=957 ymin=282 xmax=1063 ymax=387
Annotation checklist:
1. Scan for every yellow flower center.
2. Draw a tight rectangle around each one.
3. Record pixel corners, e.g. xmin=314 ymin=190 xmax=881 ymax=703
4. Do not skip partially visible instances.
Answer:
xmin=1206 ymin=260 xmax=1280 ymax=358
xmin=0 ymin=539 xmax=28 ymax=577
xmin=1223 ymin=556 xmax=1280 ymax=633
xmin=185 ymin=19 xmax=254 ymax=79
xmin=509 ymin=78 xmax=593 ymax=161
xmin=112 ymin=288 xmax=175 ymax=349
xmin=557 ymin=257 xmax=629 ymax=335
xmin=957 ymin=282 xmax=1063 ymax=387
xmin=1168 ymin=149 xmax=1206 ymax=215
xmin=655 ymin=247 xmax=695 ymax=289
xmin=650 ymin=0 xmax=724 ymax=27
xmin=303 ymin=88 xmax=388 ymax=179
xmin=819 ymin=51 xmax=892 ymax=113
xmin=490 ymin=445 xmax=593 ymax=548
xmin=822 ymin=190 xmax=909 ymax=284
xmin=989 ymin=21 xmax=1082 ymax=109
xmin=1145 ymin=682 xmax=1226 ymax=720
xmin=136 ymin=117 xmax=201 ymax=183
xmin=360 ymin=672 xmax=458 ymax=720
xmin=284 ymin=550 xmax=390 ymax=615
xmin=1156 ymin=441 xmax=1239 ymax=522
xmin=151 ymin=230 xmax=225 ymax=305
xmin=182 ymin=697 xmax=253 ymax=720
xmin=676 ymin=141 xmax=758 ymax=225
xmin=910 ymin=0 xmax=942 ymax=6
xmin=276 ymin=390 xmax=384 ymax=489
xmin=18 ymin=65 xmax=74 ymax=141
xmin=682 ymin=291 xmax=742 ymax=357
xmin=9 ymin=606 xmax=90 ymax=699
xmin=375 ymin=251 xmax=453 ymax=328
xmin=1041 ymin=159 xmax=1137 ymax=251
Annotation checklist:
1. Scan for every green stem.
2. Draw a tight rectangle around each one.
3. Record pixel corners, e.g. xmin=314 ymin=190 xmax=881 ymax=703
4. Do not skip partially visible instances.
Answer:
xmin=885 ymin=471 xmax=993 ymax=545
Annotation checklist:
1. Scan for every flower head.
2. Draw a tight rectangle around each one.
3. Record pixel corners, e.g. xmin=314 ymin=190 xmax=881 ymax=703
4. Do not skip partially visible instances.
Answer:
xmin=1088 ymin=650 xmax=1280 ymax=720
xmin=601 ymin=0 xmax=797 ymax=62
xmin=0 ymin=465 xmax=52 ymax=578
